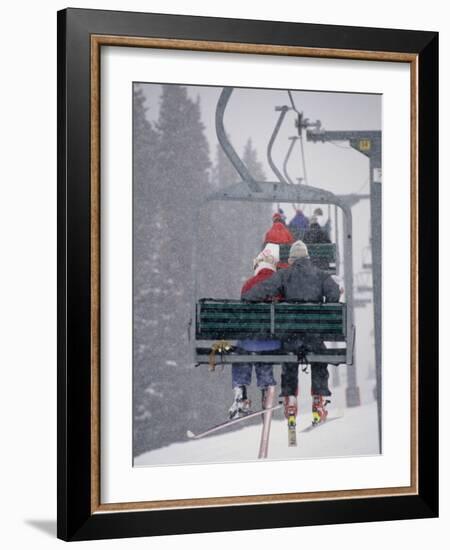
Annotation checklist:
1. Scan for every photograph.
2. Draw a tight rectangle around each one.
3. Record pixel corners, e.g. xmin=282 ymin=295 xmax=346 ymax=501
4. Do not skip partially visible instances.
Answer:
xmin=132 ymin=82 xmax=382 ymax=466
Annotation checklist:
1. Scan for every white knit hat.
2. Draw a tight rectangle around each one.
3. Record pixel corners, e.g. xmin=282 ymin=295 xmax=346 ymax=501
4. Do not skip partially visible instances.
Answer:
xmin=262 ymin=242 xmax=280 ymax=263
xmin=253 ymin=248 xmax=277 ymax=272
xmin=288 ymin=240 xmax=309 ymax=261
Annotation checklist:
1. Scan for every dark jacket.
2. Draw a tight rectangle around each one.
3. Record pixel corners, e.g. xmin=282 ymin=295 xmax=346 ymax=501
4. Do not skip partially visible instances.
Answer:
xmin=289 ymin=211 xmax=310 ymax=230
xmin=241 ymin=257 xmax=340 ymax=303
xmin=288 ymin=211 xmax=310 ymax=240
xmin=241 ymin=268 xmax=279 ymax=297
xmin=303 ymin=222 xmax=331 ymax=244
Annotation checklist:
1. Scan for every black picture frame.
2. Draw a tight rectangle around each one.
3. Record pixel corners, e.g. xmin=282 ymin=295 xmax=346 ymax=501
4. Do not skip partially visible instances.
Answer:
xmin=57 ymin=7 xmax=438 ymax=542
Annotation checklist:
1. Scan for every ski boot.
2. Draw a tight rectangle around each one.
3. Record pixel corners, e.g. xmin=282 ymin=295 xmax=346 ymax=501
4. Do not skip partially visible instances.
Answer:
xmin=283 ymin=395 xmax=298 ymax=418
xmin=228 ymin=385 xmax=251 ymax=420
xmin=312 ymin=394 xmax=330 ymax=426
xmin=283 ymin=395 xmax=298 ymax=447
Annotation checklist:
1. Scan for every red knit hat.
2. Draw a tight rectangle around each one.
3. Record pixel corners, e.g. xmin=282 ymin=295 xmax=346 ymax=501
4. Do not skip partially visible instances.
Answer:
xmin=264 ymin=222 xmax=294 ymax=245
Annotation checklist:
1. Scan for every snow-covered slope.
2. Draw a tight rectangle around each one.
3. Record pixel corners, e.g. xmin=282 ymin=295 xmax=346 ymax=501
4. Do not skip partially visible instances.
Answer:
xmin=135 ymin=400 xmax=379 ymax=466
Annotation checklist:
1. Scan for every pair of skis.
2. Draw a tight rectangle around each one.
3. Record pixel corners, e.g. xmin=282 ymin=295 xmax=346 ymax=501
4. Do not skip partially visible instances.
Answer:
xmin=187 ymin=405 xmax=343 ymax=445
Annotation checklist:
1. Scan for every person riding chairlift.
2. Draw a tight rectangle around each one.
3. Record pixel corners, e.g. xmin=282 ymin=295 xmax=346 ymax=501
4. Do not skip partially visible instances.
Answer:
xmin=302 ymin=215 xmax=332 ymax=270
xmin=263 ymin=212 xmax=294 ymax=269
xmin=303 ymin=215 xmax=331 ymax=245
xmin=228 ymin=249 xmax=281 ymax=420
xmin=288 ymin=208 xmax=310 ymax=241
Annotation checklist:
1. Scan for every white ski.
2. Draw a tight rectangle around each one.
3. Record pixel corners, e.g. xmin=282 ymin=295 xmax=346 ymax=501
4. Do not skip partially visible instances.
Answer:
xmin=258 ymin=386 xmax=276 ymax=459
xmin=186 ymin=404 xmax=282 ymax=440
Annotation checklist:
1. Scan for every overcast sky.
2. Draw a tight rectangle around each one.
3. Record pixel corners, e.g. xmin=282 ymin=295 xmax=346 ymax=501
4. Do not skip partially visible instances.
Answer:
xmin=140 ymin=81 xmax=380 ymax=240
xmin=140 ymin=83 xmax=380 ymax=192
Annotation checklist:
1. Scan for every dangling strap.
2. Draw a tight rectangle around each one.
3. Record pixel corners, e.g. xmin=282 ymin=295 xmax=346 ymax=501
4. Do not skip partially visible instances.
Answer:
xmin=208 ymin=340 xmax=231 ymax=372
xmin=297 ymin=345 xmax=309 ymax=374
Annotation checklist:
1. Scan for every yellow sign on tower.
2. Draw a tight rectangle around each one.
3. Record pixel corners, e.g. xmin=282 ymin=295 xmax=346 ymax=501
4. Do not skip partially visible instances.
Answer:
xmin=358 ymin=139 xmax=371 ymax=151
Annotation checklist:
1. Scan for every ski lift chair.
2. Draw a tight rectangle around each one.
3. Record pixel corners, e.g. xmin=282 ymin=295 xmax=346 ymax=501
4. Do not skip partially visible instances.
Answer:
xmin=195 ymin=299 xmax=350 ymax=366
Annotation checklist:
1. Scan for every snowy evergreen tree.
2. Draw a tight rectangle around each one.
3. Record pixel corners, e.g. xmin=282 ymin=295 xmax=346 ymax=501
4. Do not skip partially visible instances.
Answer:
xmin=133 ymin=85 xmax=166 ymax=453
xmin=242 ymin=138 xmax=265 ymax=181
xmin=156 ymin=88 xmax=210 ymax=205
xmin=211 ymin=140 xmax=240 ymax=189
xmin=133 ymin=85 xmax=160 ymax=236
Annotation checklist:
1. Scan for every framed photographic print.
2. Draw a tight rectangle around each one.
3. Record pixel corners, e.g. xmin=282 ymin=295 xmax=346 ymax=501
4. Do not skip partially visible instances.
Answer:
xmin=57 ymin=8 xmax=438 ymax=541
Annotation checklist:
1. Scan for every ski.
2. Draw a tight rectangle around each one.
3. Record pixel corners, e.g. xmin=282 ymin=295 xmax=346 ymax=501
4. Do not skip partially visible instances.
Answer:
xmin=187 ymin=404 xmax=283 ymax=440
xmin=287 ymin=415 xmax=297 ymax=447
xmin=300 ymin=415 xmax=344 ymax=434
xmin=283 ymin=396 xmax=298 ymax=447
xmin=258 ymin=386 xmax=276 ymax=459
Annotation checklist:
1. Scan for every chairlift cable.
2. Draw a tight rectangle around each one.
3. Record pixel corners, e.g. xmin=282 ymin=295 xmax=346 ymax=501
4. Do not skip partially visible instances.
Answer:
xmin=267 ymin=105 xmax=290 ymax=213
xmin=282 ymin=138 xmax=296 ymax=185
xmin=287 ymin=90 xmax=308 ymax=183
xmin=267 ymin=106 xmax=289 ymax=185
xmin=287 ymin=90 xmax=299 ymax=113
xmin=283 ymin=136 xmax=301 ymax=211
xmin=299 ymin=132 xmax=309 ymax=187
xmin=287 ymin=90 xmax=311 ymax=211
xmin=288 ymin=92 xmax=310 ymax=209
xmin=298 ymin=131 xmax=311 ymax=215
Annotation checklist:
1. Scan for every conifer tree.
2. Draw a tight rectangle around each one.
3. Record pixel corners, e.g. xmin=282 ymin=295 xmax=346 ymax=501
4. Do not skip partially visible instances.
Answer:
xmin=156 ymin=87 xmax=210 ymax=205
xmin=211 ymin=140 xmax=240 ymax=189
xmin=134 ymin=85 xmax=218 ymax=452
xmin=132 ymin=85 xmax=169 ymax=453
xmin=242 ymin=137 xmax=266 ymax=182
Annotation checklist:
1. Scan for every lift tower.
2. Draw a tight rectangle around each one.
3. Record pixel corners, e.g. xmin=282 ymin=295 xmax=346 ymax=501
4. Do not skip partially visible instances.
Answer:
xmin=306 ymin=129 xmax=382 ymax=443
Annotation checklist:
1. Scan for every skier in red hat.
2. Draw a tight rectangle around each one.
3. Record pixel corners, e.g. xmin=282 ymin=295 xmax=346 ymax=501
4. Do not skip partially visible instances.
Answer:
xmin=263 ymin=212 xmax=295 ymax=269
xmin=264 ymin=212 xmax=295 ymax=245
